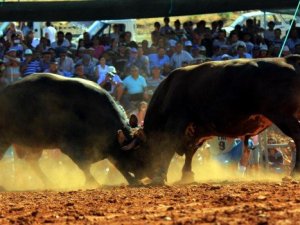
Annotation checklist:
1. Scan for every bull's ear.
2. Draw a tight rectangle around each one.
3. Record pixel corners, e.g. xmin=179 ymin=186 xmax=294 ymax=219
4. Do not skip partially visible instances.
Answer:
xmin=129 ymin=114 xmax=138 ymax=128
xmin=117 ymin=130 xmax=127 ymax=145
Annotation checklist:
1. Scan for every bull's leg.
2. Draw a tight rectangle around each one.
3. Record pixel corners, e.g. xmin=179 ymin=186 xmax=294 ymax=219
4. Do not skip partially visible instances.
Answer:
xmin=77 ymin=163 xmax=99 ymax=188
xmin=15 ymin=146 xmax=53 ymax=188
xmin=61 ymin=144 xmax=99 ymax=188
xmin=238 ymin=136 xmax=251 ymax=175
xmin=150 ymin=139 xmax=176 ymax=185
xmin=181 ymin=146 xmax=197 ymax=183
xmin=108 ymin=157 xmax=141 ymax=185
xmin=266 ymin=116 xmax=300 ymax=175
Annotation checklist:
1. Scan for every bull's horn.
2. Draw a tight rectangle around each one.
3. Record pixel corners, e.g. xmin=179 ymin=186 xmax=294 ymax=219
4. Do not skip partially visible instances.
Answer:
xmin=121 ymin=139 xmax=137 ymax=151
xmin=117 ymin=130 xmax=127 ymax=145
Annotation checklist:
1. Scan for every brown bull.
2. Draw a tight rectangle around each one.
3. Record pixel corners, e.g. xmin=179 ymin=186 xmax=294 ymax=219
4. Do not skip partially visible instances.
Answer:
xmin=129 ymin=55 xmax=300 ymax=184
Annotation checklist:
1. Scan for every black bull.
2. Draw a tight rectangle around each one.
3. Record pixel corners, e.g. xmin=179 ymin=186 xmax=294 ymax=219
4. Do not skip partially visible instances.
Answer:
xmin=0 ymin=74 xmax=145 ymax=187
xmin=133 ymin=55 xmax=300 ymax=184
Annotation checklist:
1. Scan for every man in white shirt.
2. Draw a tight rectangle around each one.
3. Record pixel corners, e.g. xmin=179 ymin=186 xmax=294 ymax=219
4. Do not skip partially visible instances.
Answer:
xmin=43 ymin=21 xmax=57 ymax=44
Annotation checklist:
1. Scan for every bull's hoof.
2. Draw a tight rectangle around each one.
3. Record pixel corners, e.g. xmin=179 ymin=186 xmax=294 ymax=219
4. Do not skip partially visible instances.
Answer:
xmin=180 ymin=171 xmax=195 ymax=184
xmin=147 ymin=176 xmax=166 ymax=186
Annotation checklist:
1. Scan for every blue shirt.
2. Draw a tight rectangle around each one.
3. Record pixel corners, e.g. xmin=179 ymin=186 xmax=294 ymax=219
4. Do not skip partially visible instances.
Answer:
xmin=148 ymin=54 xmax=170 ymax=68
xmin=123 ymin=75 xmax=147 ymax=95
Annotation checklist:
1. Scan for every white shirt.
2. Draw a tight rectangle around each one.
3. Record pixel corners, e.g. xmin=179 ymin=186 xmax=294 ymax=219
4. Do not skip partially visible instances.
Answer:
xmin=43 ymin=26 xmax=57 ymax=43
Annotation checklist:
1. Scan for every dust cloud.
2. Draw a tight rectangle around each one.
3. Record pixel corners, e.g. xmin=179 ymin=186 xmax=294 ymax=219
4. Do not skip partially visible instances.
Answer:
xmin=0 ymin=146 xmax=285 ymax=191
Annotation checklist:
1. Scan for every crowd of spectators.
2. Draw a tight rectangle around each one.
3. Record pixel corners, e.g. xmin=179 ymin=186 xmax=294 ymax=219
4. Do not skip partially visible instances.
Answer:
xmin=0 ymin=17 xmax=299 ymax=125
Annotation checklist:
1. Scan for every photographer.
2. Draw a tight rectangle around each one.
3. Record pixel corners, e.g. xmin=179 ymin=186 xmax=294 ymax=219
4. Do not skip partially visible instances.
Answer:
xmin=98 ymin=66 xmax=123 ymax=101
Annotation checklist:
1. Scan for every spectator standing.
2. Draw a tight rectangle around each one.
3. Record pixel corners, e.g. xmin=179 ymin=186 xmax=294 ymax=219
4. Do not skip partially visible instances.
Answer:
xmin=264 ymin=21 xmax=275 ymax=44
xmin=43 ymin=21 xmax=57 ymax=44
xmin=3 ymin=48 xmax=21 ymax=84
xmin=151 ymin=22 xmax=161 ymax=47
xmin=170 ymin=42 xmax=193 ymax=69
xmin=160 ymin=17 xmax=174 ymax=37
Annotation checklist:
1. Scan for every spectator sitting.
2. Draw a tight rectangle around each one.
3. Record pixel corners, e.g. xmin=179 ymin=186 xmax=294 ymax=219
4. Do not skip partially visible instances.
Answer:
xmin=286 ymin=28 xmax=300 ymax=53
xmin=91 ymin=36 xmax=105 ymax=59
xmin=212 ymin=29 xmax=227 ymax=48
xmin=258 ymin=45 xmax=269 ymax=58
xmin=51 ymin=31 xmax=71 ymax=52
xmin=40 ymin=50 xmax=52 ymax=72
xmin=80 ymin=54 xmax=97 ymax=81
xmin=146 ymin=65 xmax=165 ymax=99
xmin=148 ymin=46 xmax=170 ymax=69
xmin=120 ymin=65 xmax=148 ymax=111
xmin=170 ymin=42 xmax=193 ymax=69
xmin=135 ymin=47 xmax=150 ymax=76
xmin=65 ymin=32 xmax=76 ymax=49
xmin=233 ymin=41 xmax=252 ymax=59
xmin=20 ymin=49 xmax=41 ymax=77
xmin=44 ymin=60 xmax=64 ymax=75
xmin=95 ymin=56 xmax=109 ymax=84
xmin=132 ymin=101 xmax=148 ymax=127
xmin=72 ymin=63 xmax=87 ymax=79
xmin=281 ymin=45 xmax=291 ymax=57
xmin=85 ymin=47 xmax=98 ymax=65
xmin=56 ymin=47 xmax=74 ymax=77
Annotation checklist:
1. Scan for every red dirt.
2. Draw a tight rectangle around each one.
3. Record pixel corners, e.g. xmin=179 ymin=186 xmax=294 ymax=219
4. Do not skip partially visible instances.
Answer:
xmin=0 ymin=180 xmax=300 ymax=225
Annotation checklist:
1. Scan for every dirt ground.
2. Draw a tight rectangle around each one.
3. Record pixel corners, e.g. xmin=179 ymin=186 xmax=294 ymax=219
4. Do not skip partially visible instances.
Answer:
xmin=0 ymin=179 xmax=300 ymax=225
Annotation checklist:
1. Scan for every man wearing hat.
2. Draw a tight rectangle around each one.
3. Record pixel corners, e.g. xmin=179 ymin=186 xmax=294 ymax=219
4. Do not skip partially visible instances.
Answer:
xmin=233 ymin=41 xmax=252 ymax=59
xmin=98 ymin=66 xmax=123 ymax=101
xmin=20 ymin=49 xmax=41 ymax=77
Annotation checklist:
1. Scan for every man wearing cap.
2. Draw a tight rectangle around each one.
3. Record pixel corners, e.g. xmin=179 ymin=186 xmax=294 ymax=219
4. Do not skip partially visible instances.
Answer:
xmin=20 ymin=49 xmax=41 ymax=77
xmin=232 ymin=41 xmax=252 ymax=59
xmin=98 ymin=66 xmax=123 ymax=101
xmin=170 ymin=42 xmax=193 ymax=69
